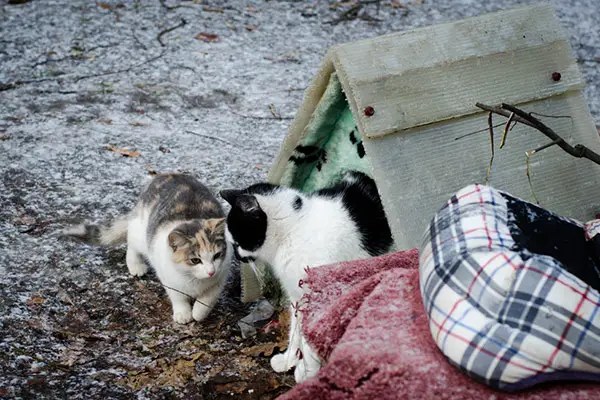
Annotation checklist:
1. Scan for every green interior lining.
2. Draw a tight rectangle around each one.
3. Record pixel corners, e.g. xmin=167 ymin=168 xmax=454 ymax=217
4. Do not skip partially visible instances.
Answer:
xmin=280 ymin=72 xmax=373 ymax=193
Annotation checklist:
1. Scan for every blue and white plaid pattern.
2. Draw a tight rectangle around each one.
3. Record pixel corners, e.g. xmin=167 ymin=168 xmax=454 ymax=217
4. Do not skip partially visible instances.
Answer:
xmin=419 ymin=184 xmax=600 ymax=391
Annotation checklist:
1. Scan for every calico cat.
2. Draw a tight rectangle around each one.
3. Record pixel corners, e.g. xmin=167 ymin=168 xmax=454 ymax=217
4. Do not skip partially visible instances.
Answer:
xmin=220 ymin=170 xmax=393 ymax=382
xmin=64 ymin=173 xmax=232 ymax=324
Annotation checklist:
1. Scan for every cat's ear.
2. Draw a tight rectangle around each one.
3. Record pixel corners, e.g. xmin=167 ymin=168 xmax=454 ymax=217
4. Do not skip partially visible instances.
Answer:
xmin=168 ymin=229 xmax=191 ymax=251
xmin=220 ymin=189 xmax=243 ymax=206
xmin=205 ymin=217 xmax=226 ymax=233
xmin=236 ymin=194 xmax=260 ymax=214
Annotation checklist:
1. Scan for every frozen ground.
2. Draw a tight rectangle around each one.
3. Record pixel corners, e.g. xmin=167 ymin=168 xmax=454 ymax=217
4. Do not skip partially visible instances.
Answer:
xmin=0 ymin=0 xmax=599 ymax=399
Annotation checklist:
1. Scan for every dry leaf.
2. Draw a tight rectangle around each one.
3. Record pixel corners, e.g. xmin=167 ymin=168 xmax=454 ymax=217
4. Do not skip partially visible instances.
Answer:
xmin=195 ymin=32 xmax=220 ymax=43
xmin=247 ymin=5 xmax=259 ymax=12
xmin=389 ymin=1 xmax=406 ymax=7
xmin=215 ymin=381 xmax=248 ymax=394
xmin=106 ymin=145 xmax=141 ymax=158
xmin=13 ymin=214 xmax=36 ymax=226
xmin=269 ymin=103 xmax=281 ymax=119
xmin=99 ymin=119 xmax=113 ymax=124
xmin=203 ymin=7 xmax=224 ymax=13
xmin=97 ymin=2 xmax=124 ymax=10
xmin=145 ymin=164 xmax=157 ymax=175
xmin=26 ymin=294 xmax=46 ymax=306
xmin=0 ymin=135 xmax=10 ymax=141
xmin=241 ymin=343 xmax=278 ymax=357
xmin=245 ymin=25 xmax=257 ymax=31
xmin=330 ymin=1 xmax=359 ymax=8
xmin=129 ymin=121 xmax=149 ymax=127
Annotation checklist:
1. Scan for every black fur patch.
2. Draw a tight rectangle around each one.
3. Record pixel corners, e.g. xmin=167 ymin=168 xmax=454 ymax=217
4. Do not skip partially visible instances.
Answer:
xmin=357 ymin=142 xmax=366 ymax=158
xmin=349 ymin=130 xmax=357 ymax=144
xmin=293 ymin=196 xmax=303 ymax=211
xmin=316 ymin=171 xmax=392 ymax=256
xmin=226 ymin=195 xmax=268 ymax=253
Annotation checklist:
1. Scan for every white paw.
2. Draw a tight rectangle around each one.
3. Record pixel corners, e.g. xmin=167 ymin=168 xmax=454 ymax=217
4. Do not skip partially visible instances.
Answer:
xmin=270 ymin=353 xmax=292 ymax=373
xmin=172 ymin=309 xmax=193 ymax=324
xmin=128 ymin=264 xmax=148 ymax=277
xmin=294 ymin=361 xmax=308 ymax=383
xmin=192 ymin=302 xmax=211 ymax=322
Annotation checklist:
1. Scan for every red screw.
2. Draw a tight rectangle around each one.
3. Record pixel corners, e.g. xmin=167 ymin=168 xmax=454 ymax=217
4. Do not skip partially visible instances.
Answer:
xmin=552 ymin=72 xmax=561 ymax=82
xmin=364 ymin=106 xmax=375 ymax=117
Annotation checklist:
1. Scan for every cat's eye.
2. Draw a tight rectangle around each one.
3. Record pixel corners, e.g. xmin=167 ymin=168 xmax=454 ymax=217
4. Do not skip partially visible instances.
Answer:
xmin=212 ymin=252 xmax=222 ymax=261
xmin=190 ymin=258 xmax=202 ymax=265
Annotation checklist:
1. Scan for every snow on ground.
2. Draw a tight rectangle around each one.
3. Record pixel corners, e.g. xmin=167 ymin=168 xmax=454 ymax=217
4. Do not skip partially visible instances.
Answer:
xmin=0 ymin=0 xmax=598 ymax=398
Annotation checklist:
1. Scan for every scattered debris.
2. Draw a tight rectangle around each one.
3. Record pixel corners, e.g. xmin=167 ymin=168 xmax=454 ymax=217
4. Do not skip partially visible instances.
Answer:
xmin=195 ymin=32 xmax=220 ymax=43
xmin=145 ymin=164 xmax=157 ymax=175
xmin=97 ymin=2 xmax=125 ymax=10
xmin=264 ymin=51 xmax=300 ymax=64
xmin=245 ymin=25 xmax=258 ymax=31
xmin=26 ymin=294 xmax=46 ymax=306
xmin=238 ymin=300 xmax=276 ymax=338
xmin=129 ymin=121 xmax=149 ymax=127
xmin=0 ymin=135 xmax=10 ymax=140
xmin=203 ymin=7 xmax=224 ymax=13
xmin=99 ymin=119 xmax=113 ymax=124
xmin=158 ymin=145 xmax=170 ymax=153
xmin=105 ymin=145 xmax=141 ymax=157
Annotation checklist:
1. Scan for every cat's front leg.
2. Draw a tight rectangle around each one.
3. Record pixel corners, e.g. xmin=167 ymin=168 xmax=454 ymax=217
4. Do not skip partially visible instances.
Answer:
xmin=126 ymin=246 xmax=148 ymax=277
xmin=294 ymin=335 xmax=321 ymax=383
xmin=192 ymin=284 xmax=220 ymax=322
xmin=271 ymin=304 xmax=302 ymax=373
xmin=165 ymin=287 xmax=193 ymax=324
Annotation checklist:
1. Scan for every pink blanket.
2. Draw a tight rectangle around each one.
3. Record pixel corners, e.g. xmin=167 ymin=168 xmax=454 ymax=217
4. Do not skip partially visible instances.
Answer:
xmin=279 ymin=249 xmax=599 ymax=399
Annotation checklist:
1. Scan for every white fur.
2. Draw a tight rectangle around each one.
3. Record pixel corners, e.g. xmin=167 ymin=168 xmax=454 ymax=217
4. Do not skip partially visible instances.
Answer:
xmin=127 ymin=208 xmax=231 ymax=324
xmin=229 ymin=188 xmax=371 ymax=382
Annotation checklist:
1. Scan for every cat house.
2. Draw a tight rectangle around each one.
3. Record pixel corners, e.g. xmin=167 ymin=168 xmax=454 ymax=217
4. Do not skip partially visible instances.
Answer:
xmin=267 ymin=3 xmax=600 ymax=251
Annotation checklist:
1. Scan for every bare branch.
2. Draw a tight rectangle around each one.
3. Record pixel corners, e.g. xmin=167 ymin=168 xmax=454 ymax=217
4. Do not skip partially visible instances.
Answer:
xmin=485 ymin=112 xmax=494 ymax=185
xmin=475 ymin=102 xmax=600 ymax=166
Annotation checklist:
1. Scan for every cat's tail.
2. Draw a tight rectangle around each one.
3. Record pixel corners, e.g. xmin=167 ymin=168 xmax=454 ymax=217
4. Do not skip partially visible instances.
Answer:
xmin=62 ymin=216 xmax=129 ymax=247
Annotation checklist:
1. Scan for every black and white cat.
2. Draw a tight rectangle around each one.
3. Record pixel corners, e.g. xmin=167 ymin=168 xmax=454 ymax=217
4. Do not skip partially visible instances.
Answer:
xmin=220 ymin=170 xmax=393 ymax=382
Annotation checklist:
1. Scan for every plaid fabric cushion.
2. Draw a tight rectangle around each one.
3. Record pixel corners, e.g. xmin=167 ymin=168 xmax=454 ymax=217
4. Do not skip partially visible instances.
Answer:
xmin=419 ymin=184 xmax=600 ymax=391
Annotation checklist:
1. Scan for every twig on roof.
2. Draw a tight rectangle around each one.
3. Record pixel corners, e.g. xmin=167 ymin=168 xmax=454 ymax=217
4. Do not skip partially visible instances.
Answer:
xmin=476 ymin=103 xmax=600 ymax=165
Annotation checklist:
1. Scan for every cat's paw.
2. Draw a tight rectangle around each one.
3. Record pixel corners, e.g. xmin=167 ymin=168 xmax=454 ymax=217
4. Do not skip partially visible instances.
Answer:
xmin=172 ymin=309 xmax=193 ymax=324
xmin=128 ymin=263 xmax=148 ymax=277
xmin=192 ymin=302 xmax=211 ymax=322
xmin=126 ymin=250 xmax=148 ymax=277
xmin=270 ymin=353 xmax=292 ymax=373
xmin=294 ymin=361 xmax=308 ymax=383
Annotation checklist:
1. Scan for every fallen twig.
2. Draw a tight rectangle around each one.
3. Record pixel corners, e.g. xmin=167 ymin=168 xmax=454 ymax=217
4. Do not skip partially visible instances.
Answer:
xmin=230 ymin=110 xmax=293 ymax=120
xmin=184 ymin=130 xmax=235 ymax=146
xmin=73 ymin=51 xmax=165 ymax=83
xmin=6 ymin=344 xmax=71 ymax=372
xmin=157 ymin=18 xmax=187 ymax=47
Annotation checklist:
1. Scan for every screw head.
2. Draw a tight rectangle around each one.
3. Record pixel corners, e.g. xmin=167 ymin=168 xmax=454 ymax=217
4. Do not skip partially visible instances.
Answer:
xmin=552 ymin=72 xmax=562 ymax=82
xmin=364 ymin=106 xmax=375 ymax=117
